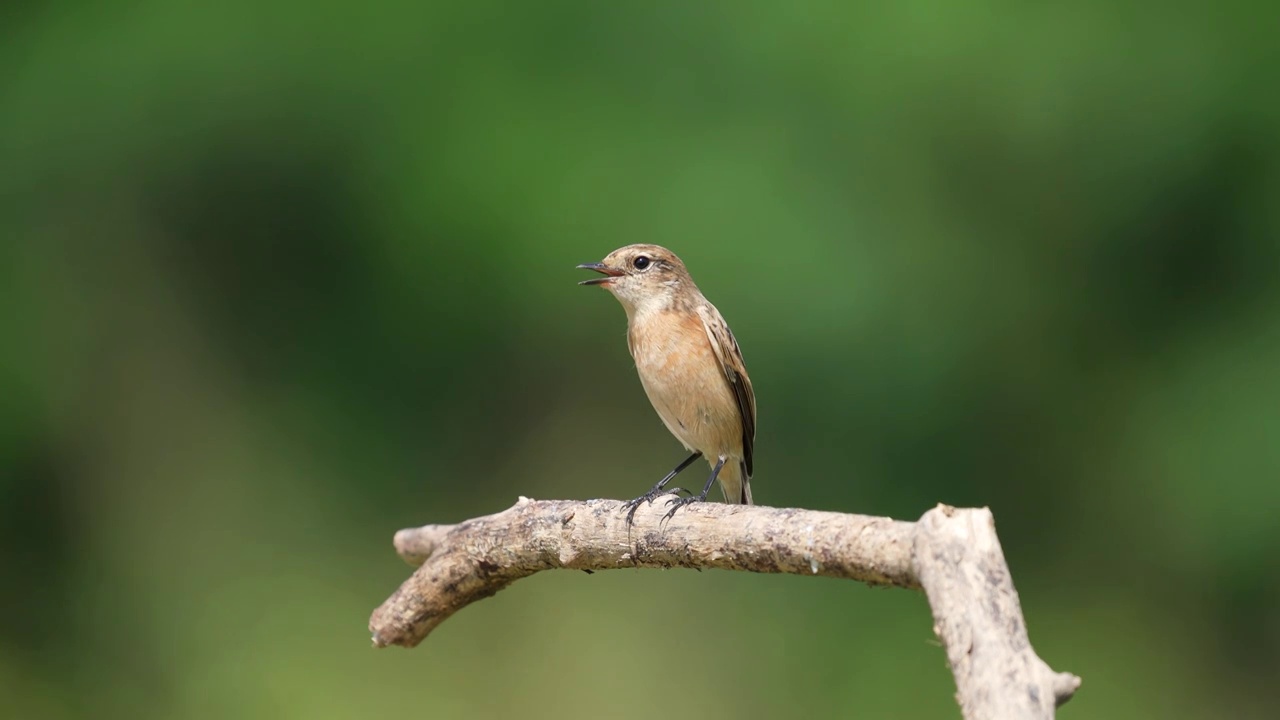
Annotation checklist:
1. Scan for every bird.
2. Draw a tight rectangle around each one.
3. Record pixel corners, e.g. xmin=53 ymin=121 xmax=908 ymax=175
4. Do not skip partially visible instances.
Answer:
xmin=577 ymin=244 xmax=756 ymax=522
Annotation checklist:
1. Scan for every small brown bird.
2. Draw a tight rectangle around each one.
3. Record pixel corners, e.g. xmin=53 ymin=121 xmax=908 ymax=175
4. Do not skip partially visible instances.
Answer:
xmin=578 ymin=244 xmax=756 ymax=521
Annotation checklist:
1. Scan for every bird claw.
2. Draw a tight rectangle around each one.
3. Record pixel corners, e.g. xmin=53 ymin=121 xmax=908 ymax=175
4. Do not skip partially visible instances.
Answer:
xmin=622 ymin=487 xmax=689 ymax=525
xmin=661 ymin=494 xmax=705 ymax=522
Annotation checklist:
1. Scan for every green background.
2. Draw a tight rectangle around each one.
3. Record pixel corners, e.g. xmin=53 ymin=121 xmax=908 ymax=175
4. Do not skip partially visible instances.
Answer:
xmin=3 ymin=3 xmax=1277 ymax=718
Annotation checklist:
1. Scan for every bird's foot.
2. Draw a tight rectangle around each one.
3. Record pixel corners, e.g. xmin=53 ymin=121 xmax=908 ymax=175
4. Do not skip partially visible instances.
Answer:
xmin=622 ymin=486 xmax=690 ymax=525
xmin=661 ymin=492 xmax=708 ymax=522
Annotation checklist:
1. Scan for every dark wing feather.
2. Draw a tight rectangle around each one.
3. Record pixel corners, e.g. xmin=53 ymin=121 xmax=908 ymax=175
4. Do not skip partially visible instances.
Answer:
xmin=698 ymin=304 xmax=756 ymax=478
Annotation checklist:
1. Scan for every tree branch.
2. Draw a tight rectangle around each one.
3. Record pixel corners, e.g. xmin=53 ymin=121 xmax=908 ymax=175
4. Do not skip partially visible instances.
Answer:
xmin=369 ymin=497 xmax=1081 ymax=719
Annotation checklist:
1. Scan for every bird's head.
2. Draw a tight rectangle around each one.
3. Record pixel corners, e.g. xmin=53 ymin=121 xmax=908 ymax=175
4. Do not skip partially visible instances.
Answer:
xmin=577 ymin=244 xmax=694 ymax=312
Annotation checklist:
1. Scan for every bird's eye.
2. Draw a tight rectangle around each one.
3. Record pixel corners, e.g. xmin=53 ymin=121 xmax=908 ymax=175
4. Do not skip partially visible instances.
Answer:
xmin=633 ymin=256 xmax=651 ymax=270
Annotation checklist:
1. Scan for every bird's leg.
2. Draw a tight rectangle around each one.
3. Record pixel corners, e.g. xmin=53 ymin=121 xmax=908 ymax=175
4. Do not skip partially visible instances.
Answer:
xmin=622 ymin=451 xmax=702 ymax=524
xmin=662 ymin=456 xmax=725 ymax=521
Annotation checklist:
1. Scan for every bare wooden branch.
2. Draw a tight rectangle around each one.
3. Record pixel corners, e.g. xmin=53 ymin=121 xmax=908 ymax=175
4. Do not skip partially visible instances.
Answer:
xmin=914 ymin=505 xmax=1082 ymax=717
xmin=369 ymin=497 xmax=1080 ymax=719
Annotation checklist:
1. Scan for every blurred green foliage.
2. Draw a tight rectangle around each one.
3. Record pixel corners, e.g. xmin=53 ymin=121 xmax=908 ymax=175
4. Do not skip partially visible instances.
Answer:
xmin=2 ymin=2 xmax=1278 ymax=718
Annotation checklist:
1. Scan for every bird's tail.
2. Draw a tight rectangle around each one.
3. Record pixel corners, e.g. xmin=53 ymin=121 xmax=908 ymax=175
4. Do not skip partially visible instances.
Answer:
xmin=717 ymin=460 xmax=753 ymax=505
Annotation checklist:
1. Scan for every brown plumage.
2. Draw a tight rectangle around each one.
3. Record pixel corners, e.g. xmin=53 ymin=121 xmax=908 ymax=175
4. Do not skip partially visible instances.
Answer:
xmin=578 ymin=244 xmax=755 ymax=518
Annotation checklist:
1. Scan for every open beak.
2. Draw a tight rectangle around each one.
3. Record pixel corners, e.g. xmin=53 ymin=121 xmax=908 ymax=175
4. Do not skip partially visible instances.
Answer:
xmin=577 ymin=262 xmax=624 ymax=286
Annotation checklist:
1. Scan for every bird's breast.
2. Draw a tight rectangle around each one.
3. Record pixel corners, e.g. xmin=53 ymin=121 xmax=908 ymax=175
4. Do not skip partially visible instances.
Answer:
xmin=627 ymin=310 xmax=741 ymax=455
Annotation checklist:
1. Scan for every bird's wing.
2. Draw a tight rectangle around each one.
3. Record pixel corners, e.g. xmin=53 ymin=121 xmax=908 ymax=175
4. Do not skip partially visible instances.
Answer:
xmin=697 ymin=302 xmax=756 ymax=478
